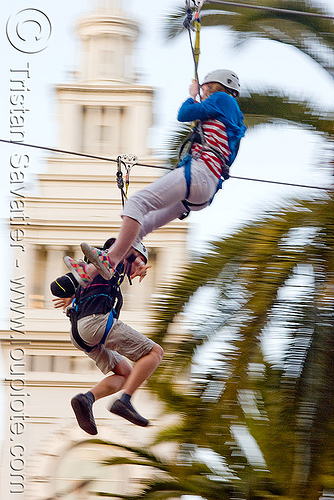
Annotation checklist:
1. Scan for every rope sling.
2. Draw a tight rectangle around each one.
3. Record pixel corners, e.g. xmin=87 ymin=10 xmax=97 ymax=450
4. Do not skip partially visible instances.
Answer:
xmin=179 ymin=0 xmax=230 ymax=179
xmin=116 ymin=154 xmax=138 ymax=207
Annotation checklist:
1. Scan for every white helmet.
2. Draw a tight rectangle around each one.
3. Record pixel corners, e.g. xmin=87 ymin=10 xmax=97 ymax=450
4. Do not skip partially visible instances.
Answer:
xmin=202 ymin=69 xmax=241 ymax=97
xmin=132 ymin=241 xmax=148 ymax=263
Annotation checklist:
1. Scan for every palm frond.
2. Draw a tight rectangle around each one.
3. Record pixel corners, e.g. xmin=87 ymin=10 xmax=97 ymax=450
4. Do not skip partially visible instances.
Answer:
xmin=162 ymin=123 xmax=193 ymax=168
xmin=145 ymin=196 xmax=334 ymax=492
xmin=163 ymin=1 xmax=334 ymax=75
xmin=239 ymin=93 xmax=334 ymax=137
xmin=95 ymin=4 xmax=334 ymax=498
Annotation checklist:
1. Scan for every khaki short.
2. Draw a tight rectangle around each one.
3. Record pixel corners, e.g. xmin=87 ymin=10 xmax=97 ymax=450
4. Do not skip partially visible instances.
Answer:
xmin=74 ymin=313 xmax=155 ymax=374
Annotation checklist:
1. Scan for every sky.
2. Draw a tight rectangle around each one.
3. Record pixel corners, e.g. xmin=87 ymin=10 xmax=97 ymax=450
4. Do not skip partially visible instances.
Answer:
xmin=0 ymin=0 xmax=333 ymax=464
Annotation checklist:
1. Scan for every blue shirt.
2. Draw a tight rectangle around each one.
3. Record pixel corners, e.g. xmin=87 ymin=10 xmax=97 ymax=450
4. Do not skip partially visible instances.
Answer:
xmin=177 ymin=92 xmax=246 ymax=165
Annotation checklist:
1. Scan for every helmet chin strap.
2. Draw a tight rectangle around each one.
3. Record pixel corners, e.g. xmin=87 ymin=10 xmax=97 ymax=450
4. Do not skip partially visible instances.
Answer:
xmin=124 ymin=252 xmax=137 ymax=285
xmin=223 ymin=85 xmax=238 ymax=98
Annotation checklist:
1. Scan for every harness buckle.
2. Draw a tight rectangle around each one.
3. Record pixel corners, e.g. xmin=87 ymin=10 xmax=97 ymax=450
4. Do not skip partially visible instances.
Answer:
xmin=179 ymin=210 xmax=190 ymax=220
xmin=65 ymin=306 xmax=75 ymax=319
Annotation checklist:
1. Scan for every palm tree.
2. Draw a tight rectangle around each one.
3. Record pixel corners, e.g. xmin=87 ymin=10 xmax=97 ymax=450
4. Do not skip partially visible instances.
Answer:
xmin=90 ymin=439 xmax=241 ymax=499
xmin=94 ymin=200 xmax=334 ymax=500
xmin=146 ymin=1 xmax=334 ymax=499
xmin=95 ymin=2 xmax=334 ymax=499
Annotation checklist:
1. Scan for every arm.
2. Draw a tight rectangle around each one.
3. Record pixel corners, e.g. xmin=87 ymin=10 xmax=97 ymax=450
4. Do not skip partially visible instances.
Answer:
xmin=177 ymin=91 xmax=237 ymax=123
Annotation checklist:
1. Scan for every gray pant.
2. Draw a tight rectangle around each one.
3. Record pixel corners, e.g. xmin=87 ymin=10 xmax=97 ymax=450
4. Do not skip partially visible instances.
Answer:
xmin=122 ymin=159 xmax=219 ymax=239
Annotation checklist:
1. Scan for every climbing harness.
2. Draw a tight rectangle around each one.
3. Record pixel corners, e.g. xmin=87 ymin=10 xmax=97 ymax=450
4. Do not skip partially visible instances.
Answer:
xmin=67 ymin=278 xmax=124 ymax=353
xmin=65 ymin=244 xmax=148 ymax=353
xmin=116 ymin=154 xmax=138 ymax=207
xmin=68 ymin=300 xmax=117 ymax=353
xmin=178 ymin=122 xmax=230 ymax=181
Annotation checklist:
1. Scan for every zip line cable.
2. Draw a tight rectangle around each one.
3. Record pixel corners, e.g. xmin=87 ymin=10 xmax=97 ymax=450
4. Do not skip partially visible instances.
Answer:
xmin=0 ymin=138 xmax=171 ymax=171
xmin=2 ymin=0 xmax=332 ymax=194
xmin=228 ymin=174 xmax=330 ymax=191
xmin=204 ymin=0 xmax=334 ymax=20
xmin=0 ymin=138 xmax=331 ymax=191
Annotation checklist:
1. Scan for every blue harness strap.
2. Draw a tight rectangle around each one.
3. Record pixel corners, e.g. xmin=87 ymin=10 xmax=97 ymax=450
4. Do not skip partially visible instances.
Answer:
xmin=177 ymin=153 xmax=225 ymax=214
xmin=100 ymin=309 xmax=116 ymax=345
xmin=177 ymin=153 xmax=192 ymax=200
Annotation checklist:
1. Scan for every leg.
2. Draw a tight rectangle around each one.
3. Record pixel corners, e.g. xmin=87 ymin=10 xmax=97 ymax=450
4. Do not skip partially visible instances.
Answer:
xmin=83 ymin=204 xmax=185 ymax=279
xmin=103 ymin=319 xmax=164 ymax=426
xmin=109 ymin=343 xmax=164 ymax=427
xmin=82 ymin=168 xmax=188 ymax=276
xmin=71 ymin=345 xmax=130 ymax=435
xmin=91 ymin=359 xmax=132 ymax=400
xmin=105 ymin=216 xmax=141 ymax=268
xmin=82 ymin=162 xmax=217 ymax=279
xmin=121 ymin=343 xmax=163 ymax=396
xmin=105 ymin=168 xmax=188 ymax=266
xmin=138 ymin=201 xmax=186 ymax=240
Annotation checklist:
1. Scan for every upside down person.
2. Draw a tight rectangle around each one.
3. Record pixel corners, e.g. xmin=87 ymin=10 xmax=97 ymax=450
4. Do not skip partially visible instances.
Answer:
xmin=51 ymin=238 xmax=163 ymax=434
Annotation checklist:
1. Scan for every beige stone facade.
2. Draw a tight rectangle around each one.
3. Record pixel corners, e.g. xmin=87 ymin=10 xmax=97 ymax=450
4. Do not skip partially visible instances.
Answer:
xmin=0 ymin=1 xmax=187 ymax=498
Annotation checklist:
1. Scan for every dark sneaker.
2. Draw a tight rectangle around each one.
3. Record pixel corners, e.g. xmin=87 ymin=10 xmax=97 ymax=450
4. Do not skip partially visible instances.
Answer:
xmin=109 ymin=399 xmax=149 ymax=427
xmin=71 ymin=393 xmax=97 ymax=435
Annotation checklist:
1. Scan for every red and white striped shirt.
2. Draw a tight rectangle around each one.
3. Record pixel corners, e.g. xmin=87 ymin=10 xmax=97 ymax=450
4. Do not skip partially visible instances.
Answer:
xmin=190 ymin=119 xmax=230 ymax=179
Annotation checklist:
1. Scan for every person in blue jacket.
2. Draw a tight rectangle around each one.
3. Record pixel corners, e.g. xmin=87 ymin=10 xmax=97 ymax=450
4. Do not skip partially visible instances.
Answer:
xmin=65 ymin=70 xmax=246 ymax=285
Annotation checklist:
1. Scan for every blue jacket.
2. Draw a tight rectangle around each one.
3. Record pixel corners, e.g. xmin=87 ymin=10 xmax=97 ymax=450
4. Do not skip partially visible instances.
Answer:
xmin=177 ymin=92 xmax=246 ymax=166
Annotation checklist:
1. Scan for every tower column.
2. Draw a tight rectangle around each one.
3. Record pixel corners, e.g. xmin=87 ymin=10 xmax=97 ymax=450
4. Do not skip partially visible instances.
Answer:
xmin=0 ymin=2 xmax=188 ymax=499
xmin=44 ymin=246 xmax=67 ymax=308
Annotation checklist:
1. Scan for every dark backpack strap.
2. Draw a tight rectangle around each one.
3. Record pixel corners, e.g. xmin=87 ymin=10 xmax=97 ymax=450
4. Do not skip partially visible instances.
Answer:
xmin=69 ymin=308 xmax=115 ymax=353
xmin=67 ymin=296 xmax=117 ymax=353
xmin=67 ymin=302 xmax=95 ymax=353
xmin=113 ymin=289 xmax=123 ymax=318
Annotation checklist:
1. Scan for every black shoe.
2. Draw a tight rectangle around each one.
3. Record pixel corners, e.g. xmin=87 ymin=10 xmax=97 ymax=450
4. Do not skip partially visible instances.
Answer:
xmin=71 ymin=393 xmax=98 ymax=435
xmin=109 ymin=399 xmax=149 ymax=427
